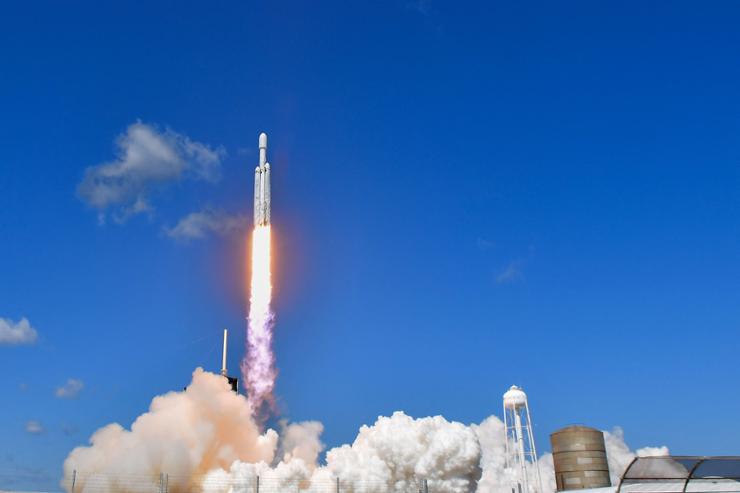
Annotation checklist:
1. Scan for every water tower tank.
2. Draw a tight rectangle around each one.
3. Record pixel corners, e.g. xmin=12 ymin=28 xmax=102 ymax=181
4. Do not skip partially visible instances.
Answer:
xmin=550 ymin=425 xmax=611 ymax=491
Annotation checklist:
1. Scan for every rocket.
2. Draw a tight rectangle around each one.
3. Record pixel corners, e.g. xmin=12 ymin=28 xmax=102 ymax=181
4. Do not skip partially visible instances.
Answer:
xmin=254 ymin=132 xmax=271 ymax=226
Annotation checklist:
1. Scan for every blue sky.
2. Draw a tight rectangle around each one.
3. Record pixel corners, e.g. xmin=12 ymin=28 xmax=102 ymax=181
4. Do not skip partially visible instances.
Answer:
xmin=2 ymin=0 xmax=740 ymax=488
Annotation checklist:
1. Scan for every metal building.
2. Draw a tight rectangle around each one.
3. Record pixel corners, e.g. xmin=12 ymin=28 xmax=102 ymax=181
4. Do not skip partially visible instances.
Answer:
xmin=550 ymin=425 xmax=611 ymax=491
xmin=546 ymin=456 xmax=740 ymax=493
xmin=619 ymin=456 xmax=740 ymax=493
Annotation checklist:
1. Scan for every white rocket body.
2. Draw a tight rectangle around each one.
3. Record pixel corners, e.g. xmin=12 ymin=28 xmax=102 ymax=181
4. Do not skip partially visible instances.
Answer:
xmin=254 ymin=166 xmax=262 ymax=225
xmin=253 ymin=132 xmax=271 ymax=226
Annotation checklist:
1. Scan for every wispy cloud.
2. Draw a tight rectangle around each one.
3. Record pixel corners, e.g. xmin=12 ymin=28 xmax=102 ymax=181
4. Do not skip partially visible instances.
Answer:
xmin=408 ymin=0 xmax=432 ymax=15
xmin=476 ymin=237 xmax=495 ymax=251
xmin=62 ymin=423 xmax=79 ymax=436
xmin=55 ymin=378 xmax=84 ymax=399
xmin=24 ymin=421 xmax=44 ymax=434
xmin=0 ymin=317 xmax=38 ymax=345
xmin=77 ymin=122 xmax=225 ymax=223
xmin=163 ymin=209 xmax=248 ymax=242
xmin=496 ymin=260 xmax=525 ymax=284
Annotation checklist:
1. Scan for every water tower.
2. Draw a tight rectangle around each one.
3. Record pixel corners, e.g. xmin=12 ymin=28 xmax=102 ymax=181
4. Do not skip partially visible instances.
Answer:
xmin=503 ymin=385 xmax=543 ymax=493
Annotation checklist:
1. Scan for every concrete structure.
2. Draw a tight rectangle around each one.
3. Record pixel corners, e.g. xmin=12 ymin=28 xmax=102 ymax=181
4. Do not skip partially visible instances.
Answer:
xmin=550 ymin=425 xmax=611 ymax=491
xmin=253 ymin=132 xmax=271 ymax=226
xmin=503 ymin=385 xmax=543 ymax=493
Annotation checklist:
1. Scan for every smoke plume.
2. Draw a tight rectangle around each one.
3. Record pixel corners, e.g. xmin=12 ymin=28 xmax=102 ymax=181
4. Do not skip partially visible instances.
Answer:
xmin=242 ymin=226 xmax=277 ymax=420
xmin=63 ymin=369 xmax=277 ymax=493
xmin=62 ymin=369 xmax=667 ymax=493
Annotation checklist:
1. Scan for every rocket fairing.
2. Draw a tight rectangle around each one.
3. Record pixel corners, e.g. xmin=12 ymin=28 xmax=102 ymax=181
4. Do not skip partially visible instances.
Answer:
xmin=253 ymin=132 xmax=271 ymax=226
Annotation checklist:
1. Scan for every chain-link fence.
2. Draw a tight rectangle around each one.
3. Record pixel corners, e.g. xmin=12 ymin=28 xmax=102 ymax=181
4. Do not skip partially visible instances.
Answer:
xmin=34 ymin=471 xmax=435 ymax=493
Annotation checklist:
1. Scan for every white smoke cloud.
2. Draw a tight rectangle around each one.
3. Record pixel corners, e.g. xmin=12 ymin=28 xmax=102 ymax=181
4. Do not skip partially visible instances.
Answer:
xmin=472 ymin=416 xmax=510 ymax=493
xmin=62 ymin=370 xmax=667 ymax=493
xmin=537 ymin=453 xmax=556 ymax=493
xmin=200 ymin=412 xmax=483 ymax=493
xmin=602 ymin=428 xmax=669 ymax=486
xmin=320 ymin=412 xmax=482 ymax=493
xmin=164 ymin=209 xmax=248 ymax=241
xmin=77 ymin=122 xmax=224 ymax=223
xmin=278 ymin=421 xmax=325 ymax=465
xmin=55 ymin=379 xmax=84 ymax=399
xmin=0 ymin=317 xmax=38 ymax=345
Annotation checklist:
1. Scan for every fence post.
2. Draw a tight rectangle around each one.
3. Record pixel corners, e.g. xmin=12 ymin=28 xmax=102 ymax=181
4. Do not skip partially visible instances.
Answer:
xmin=159 ymin=473 xmax=164 ymax=493
xmin=336 ymin=477 xmax=340 ymax=493
xmin=165 ymin=473 xmax=169 ymax=493
xmin=256 ymin=475 xmax=260 ymax=493
xmin=424 ymin=479 xmax=429 ymax=493
xmin=71 ymin=470 xmax=77 ymax=493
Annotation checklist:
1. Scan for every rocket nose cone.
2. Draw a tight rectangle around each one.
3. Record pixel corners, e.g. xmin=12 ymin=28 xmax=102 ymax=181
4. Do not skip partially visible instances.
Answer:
xmin=259 ymin=132 xmax=267 ymax=148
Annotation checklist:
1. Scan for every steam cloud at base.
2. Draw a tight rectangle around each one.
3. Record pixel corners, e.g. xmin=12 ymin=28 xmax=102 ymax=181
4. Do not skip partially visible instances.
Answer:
xmin=62 ymin=369 xmax=667 ymax=493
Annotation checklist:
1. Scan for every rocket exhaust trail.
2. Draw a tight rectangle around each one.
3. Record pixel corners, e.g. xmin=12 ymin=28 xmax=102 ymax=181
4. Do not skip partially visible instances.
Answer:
xmin=242 ymin=132 xmax=276 ymax=420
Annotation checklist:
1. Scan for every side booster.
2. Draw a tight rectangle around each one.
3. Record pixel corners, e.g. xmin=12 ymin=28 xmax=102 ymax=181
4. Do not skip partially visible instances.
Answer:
xmin=253 ymin=132 xmax=271 ymax=226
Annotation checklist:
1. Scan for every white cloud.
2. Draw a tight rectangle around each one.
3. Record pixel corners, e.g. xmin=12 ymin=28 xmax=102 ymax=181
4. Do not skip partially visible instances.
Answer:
xmin=62 ymin=423 xmax=80 ymax=436
xmin=476 ymin=238 xmax=495 ymax=251
xmin=77 ymin=122 xmax=225 ymax=222
xmin=55 ymin=378 xmax=84 ymax=399
xmin=409 ymin=0 xmax=432 ymax=15
xmin=0 ymin=317 xmax=38 ymax=345
xmin=496 ymin=260 xmax=524 ymax=284
xmin=164 ymin=209 xmax=248 ymax=241
xmin=25 ymin=421 xmax=44 ymax=434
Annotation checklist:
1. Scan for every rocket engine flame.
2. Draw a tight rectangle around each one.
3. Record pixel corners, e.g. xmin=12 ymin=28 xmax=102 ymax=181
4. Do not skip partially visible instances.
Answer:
xmin=242 ymin=224 xmax=276 ymax=419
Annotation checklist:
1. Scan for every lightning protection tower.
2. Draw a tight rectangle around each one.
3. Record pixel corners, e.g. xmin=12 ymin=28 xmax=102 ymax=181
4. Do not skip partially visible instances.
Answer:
xmin=221 ymin=329 xmax=239 ymax=393
xmin=503 ymin=385 xmax=543 ymax=493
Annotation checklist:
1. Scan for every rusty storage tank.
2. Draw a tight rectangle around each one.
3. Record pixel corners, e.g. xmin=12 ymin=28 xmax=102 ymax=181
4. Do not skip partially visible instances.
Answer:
xmin=550 ymin=425 xmax=611 ymax=491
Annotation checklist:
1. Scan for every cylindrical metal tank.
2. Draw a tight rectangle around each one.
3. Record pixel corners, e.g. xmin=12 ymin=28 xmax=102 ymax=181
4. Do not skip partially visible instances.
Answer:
xmin=550 ymin=425 xmax=611 ymax=491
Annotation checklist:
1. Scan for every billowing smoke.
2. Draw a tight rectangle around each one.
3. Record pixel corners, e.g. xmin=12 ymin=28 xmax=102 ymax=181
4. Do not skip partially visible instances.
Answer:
xmin=278 ymin=421 xmax=325 ymax=465
xmin=241 ymin=225 xmax=277 ymax=420
xmin=317 ymin=412 xmax=482 ymax=493
xmin=602 ymin=429 xmax=670 ymax=485
xmin=62 ymin=369 xmax=667 ymax=493
xmin=63 ymin=369 xmax=278 ymax=493
xmin=473 ymin=416 xmax=512 ymax=493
